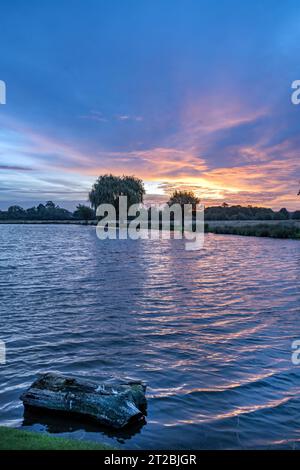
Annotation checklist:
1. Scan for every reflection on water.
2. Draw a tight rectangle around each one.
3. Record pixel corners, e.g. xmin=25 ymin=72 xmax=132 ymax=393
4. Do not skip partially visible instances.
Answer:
xmin=22 ymin=407 xmax=145 ymax=443
xmin=0 ymin=225 xmax=299 ymax=449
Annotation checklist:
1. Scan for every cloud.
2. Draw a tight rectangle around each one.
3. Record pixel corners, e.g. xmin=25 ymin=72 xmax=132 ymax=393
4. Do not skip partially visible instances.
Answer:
xmin=157 ymin=153 xmax=299 ymax=209
xmin=79 ymin=110 xmax=108 ymax=123
xmin=0 ymin=165 xmax=33 ymax=171
xmin=78 ymin=111 xmax=143 ymax=124
xmin=0 ymin=88 xmax=299 ymax=210
xmin=115 ymin=115 xmax=143 ymax=122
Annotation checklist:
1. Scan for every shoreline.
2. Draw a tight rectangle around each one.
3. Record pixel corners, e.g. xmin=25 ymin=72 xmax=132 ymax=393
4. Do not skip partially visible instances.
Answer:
xmin=0 ymin=219 xmax=97 ymax=225
xmin=0 ymin=219 xmax=299 ymax=226
xmin=0 ymin=219 xmax=299 ymax=239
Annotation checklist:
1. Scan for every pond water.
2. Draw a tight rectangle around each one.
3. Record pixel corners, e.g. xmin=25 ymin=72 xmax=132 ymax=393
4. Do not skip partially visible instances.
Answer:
xmin=0 ymin=224 xmax=299 ymax=449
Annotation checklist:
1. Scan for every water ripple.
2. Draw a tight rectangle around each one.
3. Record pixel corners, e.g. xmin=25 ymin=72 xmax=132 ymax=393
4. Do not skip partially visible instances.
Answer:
xmin=0 ymin=225 xmax=299 ymax=449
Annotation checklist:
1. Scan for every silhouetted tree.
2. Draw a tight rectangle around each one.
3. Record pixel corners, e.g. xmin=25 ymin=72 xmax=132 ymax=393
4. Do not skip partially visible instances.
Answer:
xmin=167 ymin=190 xmax=200 ymax=207
xmin=73 ymin=204 xmax=95 ymax=223
xmin=205 ymin=205 xmax=282 ymax=221
xmin=274 ymin=208 xmax=290 ymax=220
xmin=7 ymin=205 xmax=26 ymax=219
xmin=89 ymin=175 xmax=145 ymax=213
xmin=167 ymin=190 xmax=200 ymax=230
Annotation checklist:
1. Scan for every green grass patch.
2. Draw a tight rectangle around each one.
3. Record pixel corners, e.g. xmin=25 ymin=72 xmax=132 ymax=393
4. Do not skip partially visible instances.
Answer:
xmin=0 ymin=426 xmax=113 ymax=450
xmin=207 ymin=223 xmax=300 ymax=239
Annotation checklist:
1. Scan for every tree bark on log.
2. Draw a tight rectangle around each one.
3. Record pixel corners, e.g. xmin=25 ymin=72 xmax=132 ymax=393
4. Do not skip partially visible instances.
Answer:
xmin=21 ymin=373 xmax=147 ymax=429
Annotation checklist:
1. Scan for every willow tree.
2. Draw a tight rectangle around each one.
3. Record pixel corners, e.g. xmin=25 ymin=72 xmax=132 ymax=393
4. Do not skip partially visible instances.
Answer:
xmin=88 ymin=175 xmax=145 ymax=212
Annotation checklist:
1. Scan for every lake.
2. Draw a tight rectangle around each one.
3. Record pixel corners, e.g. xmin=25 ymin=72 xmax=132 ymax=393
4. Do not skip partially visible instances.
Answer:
xmin=0 ymin=224 xmax=299 ymax=449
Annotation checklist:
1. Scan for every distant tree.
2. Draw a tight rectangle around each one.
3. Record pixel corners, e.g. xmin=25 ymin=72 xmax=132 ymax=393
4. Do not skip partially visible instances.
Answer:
xmin=7 ymin=205 xmax=26 ymax=219
xmin=167 ymin=190 xmax=200 ymax=207
xmin=253 ymin=208 xmax=274 ymax=220
xmin=24 ymin=202 xmax=72 ymax=220
xmin=73 ymin=204 xmax=95 ymax=223
xmin=36 ymin=203 xmax=46 ymax=219
xmin=279 ymin=208 xmax=290 ymax=218
xmin=204 ymin=205 xmax=279 ymax=221
xmin=167 ymin=190 xmax=200 ymax=230
xmin=274 ymin=208 xmax=290 ymax=220
xmin=89 ymin=175 xmax=145 ymax=213
xmin=292 ymin=210 xmax=300 ymax=220
xmin=45 ymin=201 xmax=56 ymax=209
xmin=25 ymin=207 xmax=38 ymax=219
xmin=53 ymin=207 xmax=73 ymax=220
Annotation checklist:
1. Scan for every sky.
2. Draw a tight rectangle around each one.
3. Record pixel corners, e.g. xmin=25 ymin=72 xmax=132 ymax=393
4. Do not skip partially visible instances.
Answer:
xmin=0 ymin=0 xmax=299 ymax=210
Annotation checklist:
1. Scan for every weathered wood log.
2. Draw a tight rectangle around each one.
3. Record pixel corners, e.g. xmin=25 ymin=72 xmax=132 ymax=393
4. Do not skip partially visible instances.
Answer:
xmin=20 ymin=373 xmax=147 ymax=429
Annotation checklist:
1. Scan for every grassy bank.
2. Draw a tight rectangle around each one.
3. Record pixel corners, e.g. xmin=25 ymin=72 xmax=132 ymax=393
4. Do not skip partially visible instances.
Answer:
xmin=1 ymin=219 xmax=300 ymax=240
xmin=207 ymin=223 xmax=300 ymax=239
xmin=0 ymin=426 xmax=112 ymax=450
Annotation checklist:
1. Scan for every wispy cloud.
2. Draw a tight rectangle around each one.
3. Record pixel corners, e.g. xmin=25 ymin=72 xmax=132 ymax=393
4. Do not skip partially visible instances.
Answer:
xmin=0 ymin=165 xmax=33 ymax=171
xmin=115 ymin=115 xmax=143 ymax=122
xmin=79 ymin=110 xmax=108 ymax=123
xmin=78 ymin=111 xmax=143 ymax=124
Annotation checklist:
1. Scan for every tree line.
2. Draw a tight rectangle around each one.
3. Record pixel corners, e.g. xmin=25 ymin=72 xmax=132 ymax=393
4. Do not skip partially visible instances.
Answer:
xmin=205 ymin=204 xmax=300 ymax=221
xmin=0 ymin=201 xmax=95 ymax=222
xmin=0 ymin=175 xmax=299 ymax=221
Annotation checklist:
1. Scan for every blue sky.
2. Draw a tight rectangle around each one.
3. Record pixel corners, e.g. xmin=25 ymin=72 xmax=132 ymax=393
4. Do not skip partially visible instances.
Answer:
xmin=0 ymin=0 xmax=299 ymax=209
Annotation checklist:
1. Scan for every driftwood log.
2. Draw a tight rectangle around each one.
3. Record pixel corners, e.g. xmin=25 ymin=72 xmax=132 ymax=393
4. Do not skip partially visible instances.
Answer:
xmin=21 ymin=373 xmax=147 ymax=429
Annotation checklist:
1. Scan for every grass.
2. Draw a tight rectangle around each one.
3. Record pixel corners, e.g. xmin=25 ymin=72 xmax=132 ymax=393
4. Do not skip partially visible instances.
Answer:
xmin=0 ymin=426 xmax=113 ymax=450
xmin=207 ymin=223 xmax=300 ymax=239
